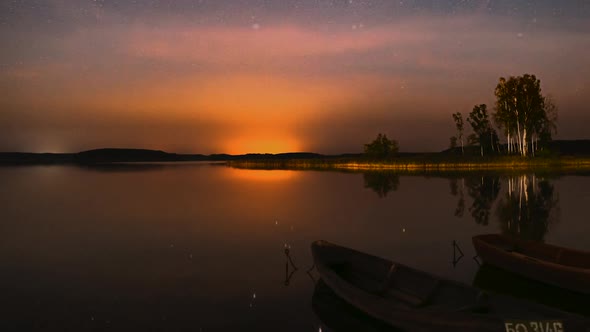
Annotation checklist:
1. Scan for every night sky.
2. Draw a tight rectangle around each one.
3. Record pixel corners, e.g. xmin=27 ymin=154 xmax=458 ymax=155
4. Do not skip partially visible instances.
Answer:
xmin=1 ymin=0 xmax=589 ymax=154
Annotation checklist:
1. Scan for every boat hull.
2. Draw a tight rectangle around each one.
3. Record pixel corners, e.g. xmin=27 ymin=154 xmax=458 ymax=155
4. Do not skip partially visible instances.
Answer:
xmin=473 ymin=234 xmax=590 ymax=294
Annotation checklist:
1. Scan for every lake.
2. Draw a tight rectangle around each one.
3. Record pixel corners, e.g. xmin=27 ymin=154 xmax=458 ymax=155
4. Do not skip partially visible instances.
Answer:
xmin=1 ymin=163 xmax=589 ymax=331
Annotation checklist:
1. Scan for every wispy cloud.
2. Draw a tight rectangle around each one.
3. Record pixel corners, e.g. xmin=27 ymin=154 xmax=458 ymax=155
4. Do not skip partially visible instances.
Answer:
xmin=1 ymin=7 xmax=589 ymax=152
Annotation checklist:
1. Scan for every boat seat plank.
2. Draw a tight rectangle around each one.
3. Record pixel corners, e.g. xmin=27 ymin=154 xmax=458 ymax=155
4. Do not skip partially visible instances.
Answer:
xmin=331 ymin=263 xmax=387 ymax=294
xmin=333 ymin=262 xmax=432 ymax=308
xmin=383 ymin=288 xmax=423 ymax=307
xmin=387 ymin=267 xmax=440 ymax=300
xmin=378 ymin=264 xmax=443 ymax=307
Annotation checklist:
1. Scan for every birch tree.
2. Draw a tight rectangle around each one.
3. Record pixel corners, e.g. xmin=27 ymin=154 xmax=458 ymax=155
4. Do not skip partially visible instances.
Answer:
xmin=493 ymin=74 xmax=553 ymax=156
xmin=452 ymin=112 xmax=465 ymax=155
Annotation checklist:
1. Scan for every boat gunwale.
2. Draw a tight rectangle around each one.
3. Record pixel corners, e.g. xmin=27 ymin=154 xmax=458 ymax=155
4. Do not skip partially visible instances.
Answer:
xmin=473 ymin=234 xmax=590 ymax=274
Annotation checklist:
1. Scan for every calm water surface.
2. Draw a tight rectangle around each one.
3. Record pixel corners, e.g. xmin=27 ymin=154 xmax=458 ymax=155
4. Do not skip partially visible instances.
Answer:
xmin=1 ymin=163 xmax=589 ymax=331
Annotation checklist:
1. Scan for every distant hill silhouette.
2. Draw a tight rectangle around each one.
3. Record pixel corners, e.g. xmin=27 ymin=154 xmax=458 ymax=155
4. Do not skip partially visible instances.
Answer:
xmin=0 ymin=149 xmax=204 ymax=164
xmin=0 ymin=148 xmax=327 ymax=164
xmin=76 ymin=148 xmax=206 ymax=163
xmin=1 ymin=140 xmax=589 ymax=165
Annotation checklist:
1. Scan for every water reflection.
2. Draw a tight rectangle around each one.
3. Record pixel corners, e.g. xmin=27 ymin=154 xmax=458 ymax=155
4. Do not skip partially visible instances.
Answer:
xmin=451 ymin=175 xmax=502 ymax=224
xmin=2 ymin=164 xmax=587 ymax=330
xmin=496 ymin=175 xmax=560 ymax=241
xmin=283 ymin=245 xmax=317 ymax=287
xmin=450 ymin=178 xmax=465 ymax=217
xmin=449 ymin=174 xmax=560 ymax=241
xmin=451 ymin=240 xmax=465 ymax=267
xmin=226 ymin=168 xmax=298 ymax=182
xmin=363 ymin=171 xmax=400 ymax=198
xmin=284 ymin=245 xmax=298 ymax=286
xmin=466 ymin=176 xmax=501 ymax=226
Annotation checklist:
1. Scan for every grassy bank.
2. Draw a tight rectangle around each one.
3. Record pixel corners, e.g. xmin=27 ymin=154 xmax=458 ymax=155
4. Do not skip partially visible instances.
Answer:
xmin=227 ymin=155 xmax=590 ymax=172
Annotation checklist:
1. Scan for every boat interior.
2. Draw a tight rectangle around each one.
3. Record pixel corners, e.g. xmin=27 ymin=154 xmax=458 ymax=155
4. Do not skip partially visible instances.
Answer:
xmin=325 ymin=248 xmax=488 ymax=312
xmin=481 ymin=235 xmax=590 ymax=268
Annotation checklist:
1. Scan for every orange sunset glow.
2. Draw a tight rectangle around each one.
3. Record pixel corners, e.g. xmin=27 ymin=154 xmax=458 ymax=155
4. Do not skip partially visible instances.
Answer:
xmin=224 ymin=136 xmax=302 ymax=155
xmin=1 ymin=2 xmax=589 ymax=154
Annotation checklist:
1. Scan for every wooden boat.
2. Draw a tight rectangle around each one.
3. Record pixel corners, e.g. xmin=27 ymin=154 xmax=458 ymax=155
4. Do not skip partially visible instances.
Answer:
xmin=312 ymin=240 xmax=589 ymax=332
xmin=473 ymin=234 xmax=590 ymax=294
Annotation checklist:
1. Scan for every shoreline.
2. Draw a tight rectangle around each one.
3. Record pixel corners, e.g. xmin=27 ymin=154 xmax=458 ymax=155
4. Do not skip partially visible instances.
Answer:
xmin=227 ymin=156 xmax=590 ymax=172
xmin=2 ymin=145 xmax=590 ymax=172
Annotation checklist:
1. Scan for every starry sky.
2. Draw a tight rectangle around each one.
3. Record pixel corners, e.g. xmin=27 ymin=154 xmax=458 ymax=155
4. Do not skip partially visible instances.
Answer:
xmin=1 ymin=0 xmax=589 ymax=154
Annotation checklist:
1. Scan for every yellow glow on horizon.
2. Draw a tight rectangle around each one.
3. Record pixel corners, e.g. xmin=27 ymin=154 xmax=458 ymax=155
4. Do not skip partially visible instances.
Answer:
xmin=227 ymin=169 xmax=299 ymax=182
xmin=224 ymin=136 xmax=303 ymax=155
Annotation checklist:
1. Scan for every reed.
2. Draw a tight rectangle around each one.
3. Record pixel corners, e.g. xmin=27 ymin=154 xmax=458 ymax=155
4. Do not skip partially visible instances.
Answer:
xmin=227 ymin=156 xmax=590 ymax=172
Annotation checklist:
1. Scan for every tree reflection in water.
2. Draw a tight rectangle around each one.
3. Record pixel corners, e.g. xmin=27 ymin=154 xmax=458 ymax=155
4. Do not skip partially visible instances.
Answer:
xmin=466 ymin=176 xmax=501 ymax=225
xmin=363 ymin=172 xmax=400 ymax=198
xmin=451 ymin=174 xmax=559 ymax=241
xmin=496 ymin=175 xmax=560 ymax=241
xmin=449 ymin=178 xmax=465 ymax=217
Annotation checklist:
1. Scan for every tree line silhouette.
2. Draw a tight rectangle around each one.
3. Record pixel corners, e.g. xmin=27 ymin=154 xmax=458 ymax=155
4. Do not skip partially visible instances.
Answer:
xmin=451 ymin=74 xmax=558 ymax=157
xmin=364 ymin=73 xmax=558 ymax=158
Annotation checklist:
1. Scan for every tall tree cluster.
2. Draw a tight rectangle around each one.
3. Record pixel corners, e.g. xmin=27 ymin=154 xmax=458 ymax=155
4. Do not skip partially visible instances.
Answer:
xmin=451 ymin=73 xmax=558 ymax=157
xmin=493 ymin=74 xmax=557 ymax=156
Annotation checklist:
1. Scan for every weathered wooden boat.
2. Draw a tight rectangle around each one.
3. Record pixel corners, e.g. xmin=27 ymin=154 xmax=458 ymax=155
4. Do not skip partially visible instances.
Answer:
xmin=312 ymin=240 xmax=589 ymax=332
xmin=473 ymin=234 xmax=590 ymax=294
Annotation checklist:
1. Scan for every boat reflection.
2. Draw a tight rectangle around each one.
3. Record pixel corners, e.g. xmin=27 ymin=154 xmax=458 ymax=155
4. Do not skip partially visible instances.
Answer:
xmin=473 ymin=264 xmax=589 ymax=317
xmin=312 ymin=279 xmax=400 ymax=332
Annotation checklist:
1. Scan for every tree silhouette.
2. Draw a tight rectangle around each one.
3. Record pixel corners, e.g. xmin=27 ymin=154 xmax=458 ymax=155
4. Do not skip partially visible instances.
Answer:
xmin=451 ymin=112 xmax=465 ymax=155
xmin=493 ymin=74 xmax=557 ymax=156
xmin=449 ymin=136 xmax=458 ymax=150
xmin=537 ymin=95 xmax=559 ymax=150
xmin=364 ymin=133 xmax=399 ymax=159
xmin=467 ymin=104 xmax=499 ymax=156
